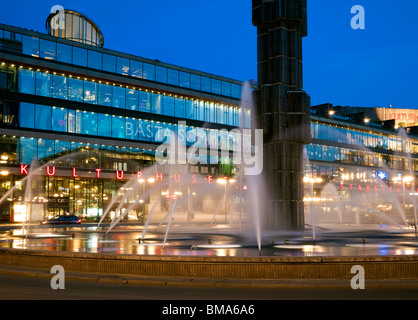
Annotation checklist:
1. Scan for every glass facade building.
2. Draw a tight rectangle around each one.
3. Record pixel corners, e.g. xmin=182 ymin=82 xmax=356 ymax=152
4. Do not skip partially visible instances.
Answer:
xmin=0 ymin=16 xmax=250 ymax=222
xmin=0 ymin=12 xmax=417 ymax=225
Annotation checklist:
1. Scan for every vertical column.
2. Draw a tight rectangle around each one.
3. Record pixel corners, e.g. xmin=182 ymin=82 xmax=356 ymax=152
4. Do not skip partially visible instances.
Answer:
xmin=252 ymin=0 xmax=311 ymax=230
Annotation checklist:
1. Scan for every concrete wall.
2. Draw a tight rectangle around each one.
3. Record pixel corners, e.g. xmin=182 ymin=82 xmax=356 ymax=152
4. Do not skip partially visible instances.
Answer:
xmin=1 ymin=248 xmax=418 ymax=280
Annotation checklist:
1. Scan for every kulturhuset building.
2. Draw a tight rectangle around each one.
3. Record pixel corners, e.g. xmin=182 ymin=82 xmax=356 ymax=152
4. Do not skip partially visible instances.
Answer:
xmin=0 ymin=7 xmax=416 ymax=226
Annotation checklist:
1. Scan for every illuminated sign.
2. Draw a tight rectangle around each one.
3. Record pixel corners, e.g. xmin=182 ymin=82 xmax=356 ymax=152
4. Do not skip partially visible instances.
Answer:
xmin=377 ymin=171 xmax=388 ymax=180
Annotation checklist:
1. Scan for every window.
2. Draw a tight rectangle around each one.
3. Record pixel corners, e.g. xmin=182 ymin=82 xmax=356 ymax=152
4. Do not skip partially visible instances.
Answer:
xmin=201 ymin=77 xmax=211 ymax=92
xmin=212 ymin=79 xmax=221 ymax=95
xmin=138 ymin=91 xmax=151 ymax=113
xmin=102 ymin=54 xmax=116 ymax=73
xmin=130 ymin=60 xmax=143 ymax=78
xmin=19 ymin=103 xmax=34 ymax=128
xmin=143 ymin=63 xmax=155 ymax=81
xmin=221 ymin=81 xmax=231 ymax=97
xmin=40 ymin=39 xmax=56 ymax=60
xmin=52 ymin=107 xmax=67 ymax=132
xmin=18 ymin=69 xmax=35 ymax=94
xmin=37 ymin=138 xmax=54 ymax=162
xmin=83 ymin=81 xmax=97 ymax=104
xmin=98 ymin=113 xmax=111 ymax=137
xmin=88 ymin=50 xmax=102 ymax=70
xmin=98 ymin=83 xmax=112 ymax=106
xmin=22 ymin=35 xmax=39 ymax=57
xmin=112 ymin=85 xmax=125 ymax=108
xmin=117 ymin=57 xmax=130 ymax=76
xmin=126 ymin=89 xmax=138 ymax=110
xmin=190 ymin=74 xmax=201 ymax=91
xmin=35 ymin=105 xmax=52 ymax=130
xmin=231 ymin=84 xmax=242 ymax=99
xmin=156 ymin=66 xmax=167 ymax=83
xmin=179 ymin=72 xmax=190 ymax=88
xmin=72 ymin=47 xmax=87 ymax=67
xmin=151 ymin=93 xmax=162 ymax=114
xmin=175 ymin=97 xmax=185 ymax=118
xmin=82 ymin=111 xmax=97 ymax=135
xmin=35 ymin=72 xmax=51 ymax=97
xmin=112 ymin=115 xmax=125 ymax=139
xmin=19 ymin=137 xmax=37 ymax=164
xmin=68 ymin=78 xmax=83 ymax=102
xmin=167 ymin=69 xmax=179 ymax=86
xmin=52 ymin=74 xmax=68 ymax=100
xmin=185 ymin=100 xmax=193 ymax=119
xmin=163 ymin=96 xmax=175 ymax=116
xmin=56 ymin=43 xmax=72 ymax=64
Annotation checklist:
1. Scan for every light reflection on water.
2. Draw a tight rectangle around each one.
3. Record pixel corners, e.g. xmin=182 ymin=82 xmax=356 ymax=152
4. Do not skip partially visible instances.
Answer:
xmin=1 ymin=226 xmax=418 ymax=257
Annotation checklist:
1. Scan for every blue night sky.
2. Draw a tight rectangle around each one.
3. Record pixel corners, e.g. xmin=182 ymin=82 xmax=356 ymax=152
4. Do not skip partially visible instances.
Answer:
xmin=1 ymin=0 xmax=417 ymax=109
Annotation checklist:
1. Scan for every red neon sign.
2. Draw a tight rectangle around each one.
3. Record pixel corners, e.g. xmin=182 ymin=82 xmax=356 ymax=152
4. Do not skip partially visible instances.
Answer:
xmin=46 ymin=166 xmax=56 ymax=176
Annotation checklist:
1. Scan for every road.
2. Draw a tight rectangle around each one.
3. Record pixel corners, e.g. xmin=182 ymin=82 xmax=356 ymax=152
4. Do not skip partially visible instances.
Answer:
xmin=0 ymin=268 xmax=417 ymax=301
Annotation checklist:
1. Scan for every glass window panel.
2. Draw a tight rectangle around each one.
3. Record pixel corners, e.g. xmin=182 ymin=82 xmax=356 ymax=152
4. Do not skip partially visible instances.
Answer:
xmin=137 ymin=119 xmax=151 ymax=141
xmin=156 ymin=66 xmax=167 ymax=83
xmin=52 ymin=74 xmax=68 ymax=100
xmin=231 ymin=84 xmax=242 ymax=99
xmin=201 ymin=76 xmax=211 ymax=92
xmin=35 ymin=72 xmax=52 ymax=97
xmin=151 ymin=93 xmax=162 ymax=114
xmin=0 ymin=30 xmax=3 ymax=50
xmin=221 ymin=81 xmax=231 ymax=97
xmin=37 ymin=138 xmax=54 ymax=163
xmin=130 ymin=60 xmax=143 ymax=78
xmin=88 ymin=50 xmax=102 ymax=69
xmin=112 ymin=85 xmax=125 ymax=108
xmin=163 ymin=96 xmax=175 ymax=116
xmin=125 ymin=118 xmax=139 ymax=140
xmin=40 ymin=39 xmax=56 ymax=60
xmin=67 ymin=109 xmax=75 ymax=133
xmin=117 ymin=57 xmax=130 ymax=76
xmin=126 ymin=89 xmax=138 ymax=111
xmin=82 ymin=111 xmax=97 ymax=135
xmin=112 ymin=115 xmax=125 ymax=139
xmin=143 ymin=63 xmax=155 ymax=81
xmin=212 ymin=79 xmax=221 ymax=95
xmin=138 ymin=91 xmax=151 ymax=113
xmin=68 ymin=78 xmax=84 ymax=102
xmin=52 ymin=107 xmax=67 ymax=132
xmin=19 ymin=137 xmax=37 ymax=164
xmin=64 ymin=12 xmax=73 ymax=39
xmin=102 ymin=54 xmax=116 ymax=73
xmin=35 ymin=105 xmax=52 ymax=130
xmin=185 ymin=100 xmax=193 ymax=119
xmin=98 ymin=113 xmax=111 ymax=137
xmin=22 ymin=35 xmax=39 ymax=57
xmin=55 ymin=140 xmax=70 ymax=156
xmin=85 ymin=23 xmax=92 ymax=45
xmin=175 ymin=97 xmax=185 ymax=118
xmin=167 ymin=69 xmax=179 ymax=86
xmin=190 ymin=74 xmax=201 ymax=90
xmin=56 ymin=43 xmax=72 ymax=64
xmin=179 ymin=72 xmax=190 ymax=88
xmin=83 ymin=81 xmax=97 ymax=104
xmin=18 ymin=69 xmax=35 ymax=94
xmin=19 ymin=102 xmax=34 ymax=128
xmin=72 ymin=47 xmax=87 ymax=67
xmin=98 ymin=83 xmax=112 ymax=106
xmin=75 ymin=110 xmax=83 ymax=134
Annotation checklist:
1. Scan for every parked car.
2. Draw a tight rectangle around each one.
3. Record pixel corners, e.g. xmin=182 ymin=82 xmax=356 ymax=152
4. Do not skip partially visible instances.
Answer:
xmin=41 ymin=215 xmax=81 ymax=225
